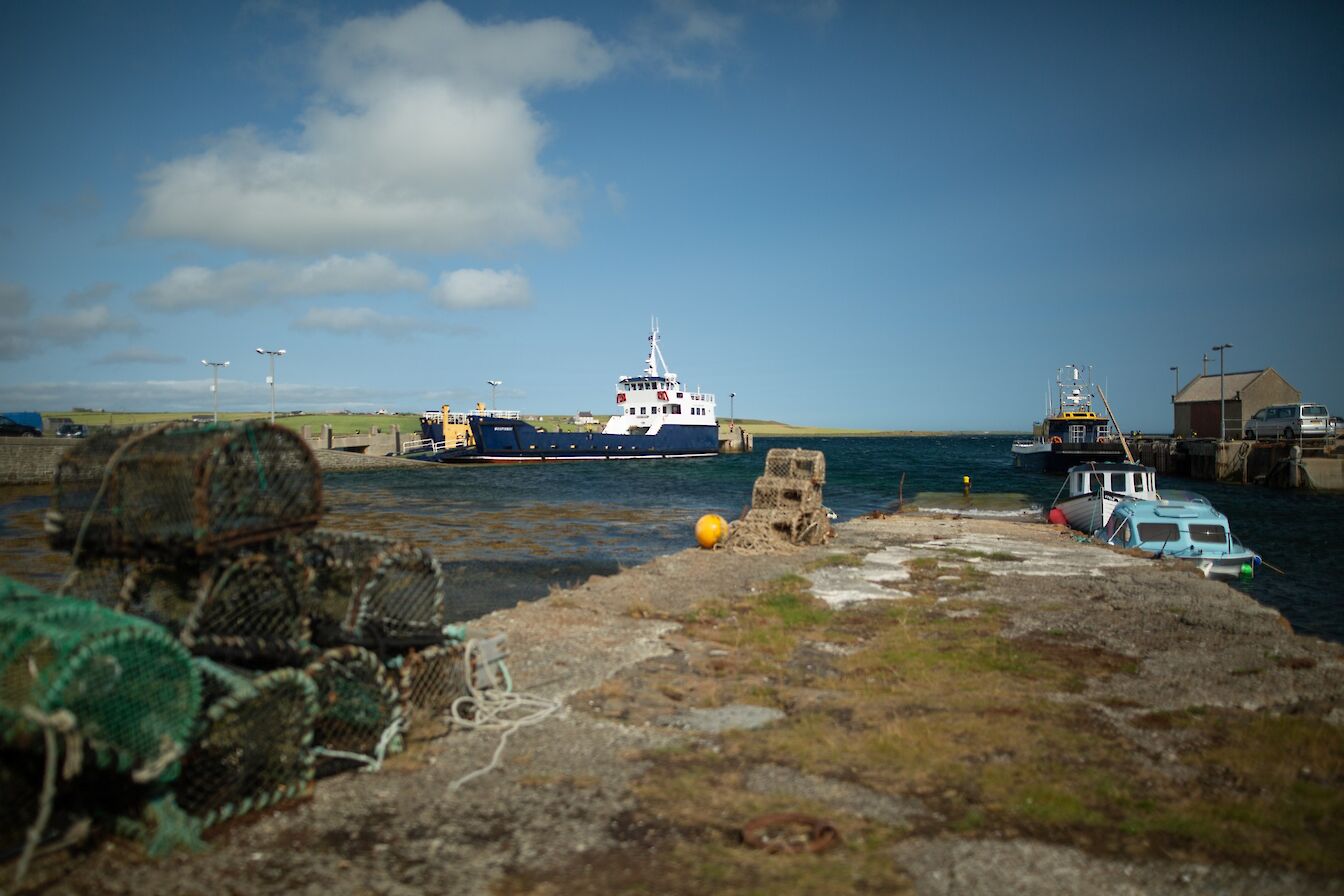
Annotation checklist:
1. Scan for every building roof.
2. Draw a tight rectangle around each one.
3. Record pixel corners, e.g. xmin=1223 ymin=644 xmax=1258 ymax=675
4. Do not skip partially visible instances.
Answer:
xmin=1173 ymin=368 xmax=1292 ymax=404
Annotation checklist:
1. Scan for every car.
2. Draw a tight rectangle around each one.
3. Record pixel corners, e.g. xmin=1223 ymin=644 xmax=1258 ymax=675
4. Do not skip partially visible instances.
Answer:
xmin=56 ymin=423 xmax=87 ymax=438
xmin=0 ymin=414 xmax=41 ymax=437
xmin=1243 ymin=403 xmax=1330 ymax=441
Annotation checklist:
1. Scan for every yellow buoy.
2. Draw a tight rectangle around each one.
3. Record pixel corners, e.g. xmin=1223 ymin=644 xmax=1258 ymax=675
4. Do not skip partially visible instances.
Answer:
xmin=695 ymin=514 xmax=727 ymax=549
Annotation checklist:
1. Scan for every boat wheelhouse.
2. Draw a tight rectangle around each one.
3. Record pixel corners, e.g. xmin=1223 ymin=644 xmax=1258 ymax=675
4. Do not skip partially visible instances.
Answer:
xmin=1011 ymin=364 xmax=1127 ymax=473
xmin=414 ymin=322 xmax=720 ymax=463
xmin=1098 ymin=499 xmax=1260 ymax=580
xmin=1050 ymin=462 xmax=1158 ymax=534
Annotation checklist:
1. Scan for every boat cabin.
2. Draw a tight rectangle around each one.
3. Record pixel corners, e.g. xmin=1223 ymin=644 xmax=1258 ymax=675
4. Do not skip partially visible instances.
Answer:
xmin=1065 ymin=463 xmax=1156 ymax=500
xmin=1098 ymin=499 xmax=1258 ymax=579
xmin=603 ymin=323 xmax=716 ymax=436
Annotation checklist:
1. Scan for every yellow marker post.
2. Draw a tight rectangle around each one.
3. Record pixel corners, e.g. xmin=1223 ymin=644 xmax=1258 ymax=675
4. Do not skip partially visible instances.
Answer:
xmin=962 ymin=475 xmax=971 ymax=496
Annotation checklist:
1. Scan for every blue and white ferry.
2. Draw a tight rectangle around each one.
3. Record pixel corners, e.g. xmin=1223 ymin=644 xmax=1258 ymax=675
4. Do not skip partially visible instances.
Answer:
xmin=419 ymin=322 xmax=720 ymax=462
xmin=1097 ymin=498 xmax=1261 ymax=580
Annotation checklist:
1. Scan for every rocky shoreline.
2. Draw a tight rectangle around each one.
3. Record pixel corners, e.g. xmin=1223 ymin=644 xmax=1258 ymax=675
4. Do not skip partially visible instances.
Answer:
xmin=21 ymin=513 xmax=1344 ymax=895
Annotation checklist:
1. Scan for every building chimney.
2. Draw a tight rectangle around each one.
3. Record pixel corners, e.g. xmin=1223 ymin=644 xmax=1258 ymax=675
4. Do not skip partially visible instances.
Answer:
xmin=1201 ymin=353 xmax=1209 ymax=376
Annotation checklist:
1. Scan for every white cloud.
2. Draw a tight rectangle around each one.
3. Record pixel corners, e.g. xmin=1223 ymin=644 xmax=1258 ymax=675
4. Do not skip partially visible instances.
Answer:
xmin=33 ymin=306 xmax=138 ymax=344
xmin=134 ymin=2 xmax=612 ymax=255
xmin=65 ymin=281 xmax=119 ymax=307
xmin=431 ymin=268 xmax=531 ymax=309
xmin=606 ymin=182 xmax=627 ymax=214
xmin=94 ymin=347 xmax=186 ymax=365
xmin=295 ymin=306 xmax=424 ymax=337
xmin=135 ymin=253 xmax=427 ymax=310
xmin=0 ymin=282 xmax=30 ymax=317
xmin=626 ymin=0 xmax=744 ymax=81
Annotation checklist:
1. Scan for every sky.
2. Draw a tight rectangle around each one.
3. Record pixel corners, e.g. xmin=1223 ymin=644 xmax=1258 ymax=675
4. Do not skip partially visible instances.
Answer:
xmin=1 ymin=1 xmax=1341 ymax=432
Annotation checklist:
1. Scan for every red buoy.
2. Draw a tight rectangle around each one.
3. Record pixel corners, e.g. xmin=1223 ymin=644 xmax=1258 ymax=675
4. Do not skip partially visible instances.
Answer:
xmin=1047 ymin=507 xmax=1067 ymax=526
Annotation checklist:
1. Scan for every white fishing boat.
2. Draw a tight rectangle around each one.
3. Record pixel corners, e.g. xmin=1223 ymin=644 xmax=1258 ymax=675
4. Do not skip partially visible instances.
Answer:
xmin=1049 ymin=462 xmax=1158 ymax=533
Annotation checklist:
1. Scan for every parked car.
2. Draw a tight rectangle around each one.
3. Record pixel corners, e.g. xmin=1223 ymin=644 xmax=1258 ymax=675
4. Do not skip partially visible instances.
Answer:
xmin=1243 ymin=403 xmax=1330 ymax=440
xmin=56 ymin=423 xmax=87 ymax=438
xmin=0 ymin=414 xmax=41 ymax=437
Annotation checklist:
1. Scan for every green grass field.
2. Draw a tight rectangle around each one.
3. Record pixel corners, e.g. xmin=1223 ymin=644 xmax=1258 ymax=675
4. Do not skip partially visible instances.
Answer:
xmin=41 ymin=411 xmax=964 ymax=439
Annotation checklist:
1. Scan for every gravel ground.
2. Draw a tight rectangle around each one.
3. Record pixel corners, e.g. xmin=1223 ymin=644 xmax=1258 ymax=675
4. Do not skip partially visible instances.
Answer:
xmin=13 ymin=513 xmax=1343 ymax=895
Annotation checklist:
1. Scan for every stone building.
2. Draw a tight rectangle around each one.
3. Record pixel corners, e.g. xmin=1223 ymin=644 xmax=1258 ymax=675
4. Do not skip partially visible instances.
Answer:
xmin=1172 ymin=368 xmax=1299 ymax=438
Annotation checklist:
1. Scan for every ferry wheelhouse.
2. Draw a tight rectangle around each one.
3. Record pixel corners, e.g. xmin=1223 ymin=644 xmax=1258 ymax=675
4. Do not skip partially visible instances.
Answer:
xmin=415 ymin=322 xmax=720 ymax=462
xmin=1011 ymin=364 xmax=1127 ymax=473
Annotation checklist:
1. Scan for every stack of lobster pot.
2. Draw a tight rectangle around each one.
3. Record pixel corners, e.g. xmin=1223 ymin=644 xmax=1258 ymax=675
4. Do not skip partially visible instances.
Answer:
xmin=729 ymin=448 xmax=832 ymax=547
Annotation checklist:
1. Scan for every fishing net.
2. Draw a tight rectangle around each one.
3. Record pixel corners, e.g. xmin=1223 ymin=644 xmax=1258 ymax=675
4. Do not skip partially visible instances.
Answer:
xmin=764 ymin=447 xmax=826 ymax=483
xmin=395 ymin=642 xmax=467 ymax=743
xmin=728 ymin=449 xmax=833 ymax=550
xmin=58 ymin=558 xmax=204 ymax=636
xmin=47 ymin=422 xmax=323 ymax=559
xmin=305 ymin=646 xmax=404 ymax=776
xmin=750 ymin=477 xmax=823 ymax=513
xmin=173 ymin=659 xmax=317 ymax=832
xmin=180 ymin=549 xmax=314 ymax=666
xmin=0 ymin=588 xmax=200 ymax=778
xmin=300 ymin=530 xmax=447 ymax=653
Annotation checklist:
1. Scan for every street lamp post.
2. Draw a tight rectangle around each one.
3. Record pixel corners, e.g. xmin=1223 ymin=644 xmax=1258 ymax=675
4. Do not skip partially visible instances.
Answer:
xmin=487 ymin=380 xmax=501 ymax=412
xmin=202 ymin=359 xmax=230 ymax=423
xmin=1212 ymin=344 xmax=1232 ymax=441
xmin=256 ymin=348 xmax=286 ymax=424
xmin=1169 ymin=366 xmax=1179 ymax=400
xmin=730 ymin=392 xmax=735 ymax=428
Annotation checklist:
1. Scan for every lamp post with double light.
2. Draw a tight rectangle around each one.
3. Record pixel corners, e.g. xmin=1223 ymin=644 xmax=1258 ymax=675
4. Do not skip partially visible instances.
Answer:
xmin=256 ymin=348 xmax=286 ymax=424
xmin=487 ymin=380 xmax=501 ymax=412
xmin=202 ymin=359 xmax=229 ymax=423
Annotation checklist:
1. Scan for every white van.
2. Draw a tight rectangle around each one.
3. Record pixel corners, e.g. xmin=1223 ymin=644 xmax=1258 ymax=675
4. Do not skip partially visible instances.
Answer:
xmin=1244 ymin=403 xmax=1330 ymax=440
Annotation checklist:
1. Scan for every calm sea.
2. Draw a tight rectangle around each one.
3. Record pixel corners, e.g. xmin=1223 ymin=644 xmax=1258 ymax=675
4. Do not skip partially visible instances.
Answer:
xmin=1 ymin=436 xmax=1340 ymax=643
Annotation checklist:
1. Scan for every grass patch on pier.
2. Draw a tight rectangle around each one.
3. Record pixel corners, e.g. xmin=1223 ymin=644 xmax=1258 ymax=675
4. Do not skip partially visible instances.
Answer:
xmin=559 ymin=572 xmax=1344 ymax=890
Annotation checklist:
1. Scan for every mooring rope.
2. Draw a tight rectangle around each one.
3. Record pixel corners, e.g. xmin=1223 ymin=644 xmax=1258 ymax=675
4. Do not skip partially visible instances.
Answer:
xmin=446 ymin=638 xmax=559 ymax=792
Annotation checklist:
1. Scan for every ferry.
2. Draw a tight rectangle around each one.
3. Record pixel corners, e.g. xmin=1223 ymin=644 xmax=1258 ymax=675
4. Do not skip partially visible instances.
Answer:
xmin=414 ymin=322 xmax=720 ymax=462
xmin=1011 ymin=364 xmax=1127 ymax=473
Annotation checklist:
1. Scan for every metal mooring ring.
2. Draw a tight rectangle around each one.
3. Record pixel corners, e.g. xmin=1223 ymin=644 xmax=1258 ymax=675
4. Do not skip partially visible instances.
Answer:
xmin=741 ymin=813 xmax=840 ymax=854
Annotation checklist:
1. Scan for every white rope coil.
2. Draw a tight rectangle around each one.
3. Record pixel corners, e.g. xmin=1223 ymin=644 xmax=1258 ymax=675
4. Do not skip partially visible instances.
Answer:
xmin=446 ymin=638 xmax=559 ymax=792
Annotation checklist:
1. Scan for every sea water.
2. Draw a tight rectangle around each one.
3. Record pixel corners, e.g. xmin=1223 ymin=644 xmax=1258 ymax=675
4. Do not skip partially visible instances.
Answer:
xmin=2 ymin=436 xmax=1340 ymax=642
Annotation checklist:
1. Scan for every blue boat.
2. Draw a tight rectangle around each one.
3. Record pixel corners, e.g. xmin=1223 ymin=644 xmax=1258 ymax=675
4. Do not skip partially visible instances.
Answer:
xmin=1096 ymin=498 xmax=1260 ymax=580
xmin=416 ymin=322 xmax=720 ymax=463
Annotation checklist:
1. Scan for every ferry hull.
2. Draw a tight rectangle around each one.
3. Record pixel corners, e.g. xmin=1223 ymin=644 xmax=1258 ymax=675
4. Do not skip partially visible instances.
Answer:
xmin=428 ymin=416 xmax=719 ymax=462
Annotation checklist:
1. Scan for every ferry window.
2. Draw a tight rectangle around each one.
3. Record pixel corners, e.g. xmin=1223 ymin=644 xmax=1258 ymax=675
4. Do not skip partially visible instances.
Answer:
xmin=677 ymin=392 xmax=683 ymax=398
xmin=1136 ymin=522 xmax=1180 ymax=542
xmin=1189 ymin=524 xmax=1227 ymax=544
xmin=670 ymin=404 xmax=681 ymax=414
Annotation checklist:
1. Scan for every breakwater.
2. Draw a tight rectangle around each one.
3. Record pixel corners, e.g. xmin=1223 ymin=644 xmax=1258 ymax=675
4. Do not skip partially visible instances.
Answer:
xmin=21 ymin=511 xmax=1343 ymax=895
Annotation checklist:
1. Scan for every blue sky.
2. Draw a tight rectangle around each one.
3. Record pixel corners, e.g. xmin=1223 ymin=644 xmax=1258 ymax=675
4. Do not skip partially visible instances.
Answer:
xmin=2 ymin=1 xmax=1341 ymax=431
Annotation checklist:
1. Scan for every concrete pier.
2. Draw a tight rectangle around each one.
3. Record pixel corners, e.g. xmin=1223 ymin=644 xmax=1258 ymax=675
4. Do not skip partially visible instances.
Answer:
xmin=719 ymin=426 xmax=754 ymax=453
xmin=1132 ymin=435 xmax=1342 ymax=490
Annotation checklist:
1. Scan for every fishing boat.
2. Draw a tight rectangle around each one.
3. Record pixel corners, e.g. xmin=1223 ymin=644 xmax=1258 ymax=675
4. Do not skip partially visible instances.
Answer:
xmin=1097 ymin=498 xmax=1261 ymax=580
xmin=1049 ymin=461 xmax=1158 ymax=533
xmin=415 ymin=322 xmax=720 ymax=462
xmin=1011 ymin=364 xmax=1127 ymax=472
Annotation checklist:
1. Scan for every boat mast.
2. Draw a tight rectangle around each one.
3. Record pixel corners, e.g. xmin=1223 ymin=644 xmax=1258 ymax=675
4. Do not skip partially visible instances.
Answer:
xmin=644 ymin=317 xmax=674 ymax=381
